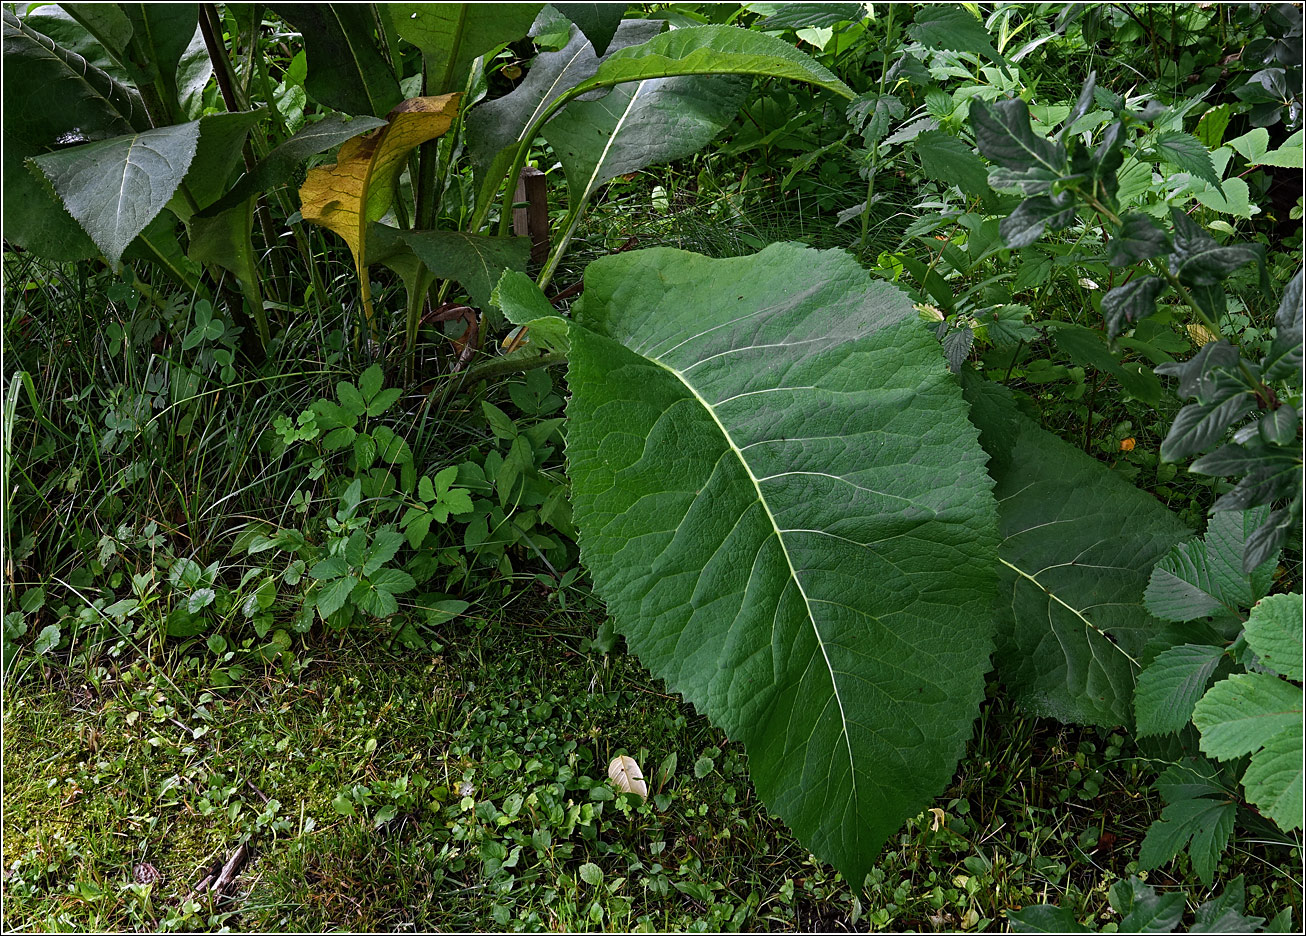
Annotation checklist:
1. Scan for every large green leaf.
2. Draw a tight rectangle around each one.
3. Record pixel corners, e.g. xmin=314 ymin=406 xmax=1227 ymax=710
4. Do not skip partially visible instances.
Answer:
xmin=120 ymin=3 xmax=198 ymax=117
xmin=465 ymin=18 xmax=662 ymax=178
xmin=964 ymin=378 xmax=1192 ymax=726
xmin=2 ymin=10 xmax=145 ymax=259
xmin=391 ymin=3 xmax=543 ymax=93
xmin=543 ymin=73 xmax=748 ymax=206
xmin=1134 ymin=643 xmax=1227 ymax=737
xmin=29 ymin=121 xmax=201 ymax=267
xmin=269 ymin=4 xmax=402 ymax=116
xmin=28 ymin=111 xmax=263 ymax=268
xmin=566 ymin=244 xmax=999 ymax=882
xmin=572 ymin=25 xmax=853 ymax=99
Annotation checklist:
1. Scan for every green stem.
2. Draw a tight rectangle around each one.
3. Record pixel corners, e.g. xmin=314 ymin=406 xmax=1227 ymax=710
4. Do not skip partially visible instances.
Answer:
xmin=460 ymin=351 xmax=566 ymax=386
xmin=538 ymin=200 xmax=586 ymax=293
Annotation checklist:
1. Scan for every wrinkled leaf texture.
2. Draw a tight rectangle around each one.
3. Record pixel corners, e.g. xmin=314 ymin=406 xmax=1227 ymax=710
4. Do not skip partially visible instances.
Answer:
xmin=565 ymin=243 xmax=998 ymax=883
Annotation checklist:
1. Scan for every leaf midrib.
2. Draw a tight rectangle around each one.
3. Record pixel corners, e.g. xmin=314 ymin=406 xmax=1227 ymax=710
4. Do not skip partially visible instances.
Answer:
xmin=647 ymin=353 xmax=858 ymax=800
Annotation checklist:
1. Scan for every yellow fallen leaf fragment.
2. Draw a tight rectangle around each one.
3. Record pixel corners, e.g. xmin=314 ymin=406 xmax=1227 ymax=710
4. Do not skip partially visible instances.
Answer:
xmin=299 ymin=94 xmax=460 ymax=329
xmin=928 ymin=807 xmax=946 ymax=831
xmin=1187 ymin=322 xmax=1218 ymax=346
xmin=608 ymin=755 xmax=648 ymax=800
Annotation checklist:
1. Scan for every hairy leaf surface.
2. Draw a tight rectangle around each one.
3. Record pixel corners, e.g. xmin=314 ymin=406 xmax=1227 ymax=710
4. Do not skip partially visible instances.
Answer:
xmin=566 ymin=244 xmax=998 ymax=882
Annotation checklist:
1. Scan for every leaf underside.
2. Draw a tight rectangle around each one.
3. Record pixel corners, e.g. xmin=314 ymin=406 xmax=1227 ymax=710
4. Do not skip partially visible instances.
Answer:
xmin=566 ymin=244 xmax=998 ymax=883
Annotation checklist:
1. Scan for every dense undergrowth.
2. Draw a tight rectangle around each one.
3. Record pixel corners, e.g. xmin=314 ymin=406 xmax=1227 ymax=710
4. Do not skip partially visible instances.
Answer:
xmin=3 ymin=2 xmax=1303 ymax=932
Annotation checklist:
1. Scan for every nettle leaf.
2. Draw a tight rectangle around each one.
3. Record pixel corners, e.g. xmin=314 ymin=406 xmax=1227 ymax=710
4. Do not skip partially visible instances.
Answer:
xmin=391 ymin=3 xmax=543 ymax=94
xmin=1150 ymin=506 xmax=1280 ymax=620
xmin=1194 ymin=670 xmax=1303 ymax=831
xmin=963 ymin=378 xmax=1191 ymax=726
xmin=566 ymin=244 xmax=998 ymax=883
xmin=30 ymin=122 xmax=200 ymax=267
xmin=1245 ymin=593 xmax=1304 ymax=681
xmin=1152 ymin=130 xmax=1224 ymax=191
xmin=908 ymin=6 xmax=1001 ymax=62
xmin=846 ymin=92 xmax=905 ymax=147
xmin=914 ymin=130 xmax=991 ymax=198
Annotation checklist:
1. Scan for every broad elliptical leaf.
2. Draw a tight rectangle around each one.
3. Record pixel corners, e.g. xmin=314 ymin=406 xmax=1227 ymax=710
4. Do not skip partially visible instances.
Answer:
xmin=565 ymin=244 xmax=998 ymax=882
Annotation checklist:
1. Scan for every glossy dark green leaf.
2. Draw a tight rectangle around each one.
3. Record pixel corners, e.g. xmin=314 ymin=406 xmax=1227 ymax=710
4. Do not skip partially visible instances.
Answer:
xmin=1111 ymin=876 xmax=1186 ymax=933
xmin=1154 ymin=340 xmax=1241 ymax=401
xmin=987 ymin=165 xmax=1059 ymax=195
xmin=121 ymin=3 xmax=198 ymax=116
xmin=568 ymin=243 xmax=998 ymax=884
xmin=1168 ymin=206 xmax=1264 ymax=287
xmin=1101 ymin=277 xmax=1167 ymax=339
xmin=59 ymin=2 xmax=133 ymax=57
xmin=942 ymin=326 xmax=974 ymax=373
xmin=465 ymin=19 xmax=662 ymax=177
xmin=1160 ymin=396 xmax=1258 ymax=462
xmin=543 ymin=73 xmax=748 ymax=206
xmin=999 ymin=194 xmax=1076 ymax=249
xmin=269 ymin=4 xmax=401 ymax=116
xmin=1058 ymin=72 xmax=1097 ymax=142
xmin=1109 ymin=213 xmax=1170 ymax=267
xmin=1263 ymin=269 xmax=1303 ymax=383
xmin=20 ymin=5 xmax=129 ymax=80
xmin=198 ymin=113 xmax=388 ymax=218
xmin=552 ymin=3 xmax=626 ymax=55
xmin=971 ymin=98 xmax=1064 ymax=172
xmin=391 ymin=3 xmax=543 ymax=93
xmin=1007 ymin=906 xmax=1089 ymax=933
xmin=914 ymin=130 xmax=991 ymax=197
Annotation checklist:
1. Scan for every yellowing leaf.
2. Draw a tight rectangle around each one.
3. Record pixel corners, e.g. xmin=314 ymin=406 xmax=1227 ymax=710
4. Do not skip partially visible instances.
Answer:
xmin=607 ymin=755 xmax=648 ymax=800
xmin=299 ymin=94 xmax=460 ymax=329
xmin=1187 ymin=322 xmax=1218 ymax=347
